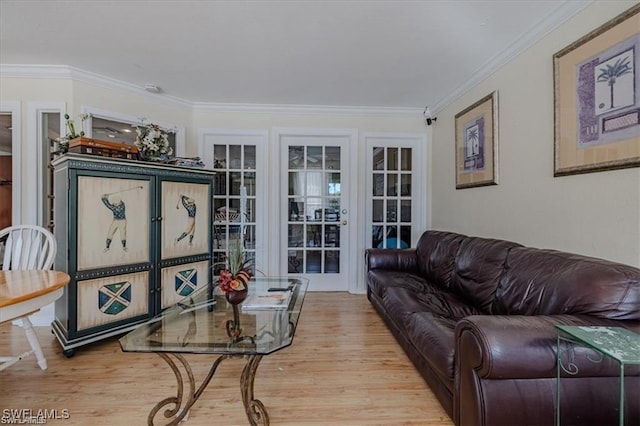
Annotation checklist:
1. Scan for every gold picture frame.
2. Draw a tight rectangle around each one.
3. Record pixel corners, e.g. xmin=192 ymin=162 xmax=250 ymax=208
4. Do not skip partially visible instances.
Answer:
xmin=455 ymin=91 xmax=499 ymax=189
xmin=553 ymin=4 xmax=640 ymax=176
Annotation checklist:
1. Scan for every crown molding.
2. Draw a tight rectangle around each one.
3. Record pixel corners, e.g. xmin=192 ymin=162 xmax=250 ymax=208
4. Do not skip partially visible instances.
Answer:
xmin=1 ymin=64 xmax=423 ymax=117
xmin=192 ymin=101 xmax=423 ymax=117
xmin=431 ymin=0 xmax=592 ymax=113
xmin=0 ymin=64 xmax=193 ymax=111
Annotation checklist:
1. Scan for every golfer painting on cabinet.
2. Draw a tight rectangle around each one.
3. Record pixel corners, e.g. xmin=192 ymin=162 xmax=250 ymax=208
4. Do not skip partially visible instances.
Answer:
xmin=174 ymin=195 xmax=197 ymax=246
xmin=76 ymin=176 xmax=150 ymax=271
xmin=102 ymin=192 xmax=130 ymax=252
xmin=161 ymin=181 xmax=210 ymax=259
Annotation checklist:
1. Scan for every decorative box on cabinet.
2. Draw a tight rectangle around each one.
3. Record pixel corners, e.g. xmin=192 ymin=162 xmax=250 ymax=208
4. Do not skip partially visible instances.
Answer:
xmin=51 ymin=154 xmax=214 ymax=356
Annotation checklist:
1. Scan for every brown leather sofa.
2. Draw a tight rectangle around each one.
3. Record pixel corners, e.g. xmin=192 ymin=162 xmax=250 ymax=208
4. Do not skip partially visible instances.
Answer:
xmin=366 ymin=230 xmax=640 ymax=426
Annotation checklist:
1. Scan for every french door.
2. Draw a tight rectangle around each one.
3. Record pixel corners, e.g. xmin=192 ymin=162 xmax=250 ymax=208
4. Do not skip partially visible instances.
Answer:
xmin=277 ymin=129 xmax=356 ymax=292
xmin=199 ymin=130 xmax=268 ymax=276
xmin=365 ymin=134 xmax=426 ymax=252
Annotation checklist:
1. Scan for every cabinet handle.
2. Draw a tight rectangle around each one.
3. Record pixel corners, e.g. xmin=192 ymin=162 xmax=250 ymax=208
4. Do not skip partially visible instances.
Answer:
xmin=151 ymin=217 xmax=156 ymax=222
xmin=157 ymin=216 xmax=163 ymax=221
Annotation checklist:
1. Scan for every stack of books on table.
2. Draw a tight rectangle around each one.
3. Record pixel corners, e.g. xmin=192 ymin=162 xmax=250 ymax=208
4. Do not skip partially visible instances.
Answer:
xmin=242 ymin=289 xmax=292 ymax=311
xmin=168 ymin=157 xmax=206 ymax=168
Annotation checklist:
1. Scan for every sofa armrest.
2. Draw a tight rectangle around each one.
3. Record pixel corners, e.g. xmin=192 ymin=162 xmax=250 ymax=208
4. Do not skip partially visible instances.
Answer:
xmin=455 ymin=315 xmax=639 ymax=380
xmin=455 ymin=315 xmax=640 ymax=426
xmin=365 ymin=248 xmax=418 ymax=274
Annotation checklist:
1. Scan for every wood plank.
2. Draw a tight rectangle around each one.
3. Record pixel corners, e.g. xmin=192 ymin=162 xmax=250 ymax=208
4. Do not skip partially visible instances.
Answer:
xmin=0 ymin=292 xmax=453 ymax=425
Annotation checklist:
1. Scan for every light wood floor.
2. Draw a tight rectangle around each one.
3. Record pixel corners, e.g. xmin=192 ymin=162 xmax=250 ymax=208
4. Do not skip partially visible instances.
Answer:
xmin=0 ymin=293 xmax=452 ymax=426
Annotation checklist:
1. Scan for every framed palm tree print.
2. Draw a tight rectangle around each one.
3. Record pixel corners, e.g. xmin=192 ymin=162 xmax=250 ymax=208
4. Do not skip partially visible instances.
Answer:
xmin=455 ymin=91 xmax=499 ymax=189
xmin=553 ymin=3 xmax=640 ymax=176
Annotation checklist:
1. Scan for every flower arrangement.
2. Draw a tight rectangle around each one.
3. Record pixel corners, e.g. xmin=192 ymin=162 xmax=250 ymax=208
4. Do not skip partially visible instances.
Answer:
xmin=56 ymin=113 xmax=90 ymax=154
xmin=133 ymin=121 xmax=174 ymax=160
xmin=217 ymin=241 xmax=252 ymax=294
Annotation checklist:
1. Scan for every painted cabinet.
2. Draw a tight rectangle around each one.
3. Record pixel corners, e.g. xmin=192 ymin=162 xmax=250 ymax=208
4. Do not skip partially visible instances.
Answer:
xmin=51 ymin=154 xmax=214 ymax=356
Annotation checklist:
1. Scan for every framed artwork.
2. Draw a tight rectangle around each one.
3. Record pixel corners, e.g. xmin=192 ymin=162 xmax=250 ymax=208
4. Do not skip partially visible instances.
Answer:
xmin=455 ymin=91 xmax=499 ymax=189
xmin=553 ymin=4 xmax=640 ymax=176
xmin=77 ymin=176 xmax=150 ymax=270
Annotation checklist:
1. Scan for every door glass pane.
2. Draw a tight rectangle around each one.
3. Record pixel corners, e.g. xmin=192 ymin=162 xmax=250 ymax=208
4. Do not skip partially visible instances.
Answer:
xmin=289 ymin=199 xmax=303 ymax=221
xmin=229 ymin=145 xmax=241 ymax=169
xmin=373 ymin=174 xmax=384 ymax=196
xmin=289 ymin=146 xmax=303 ymax=169
xmin=328 ymin=173 xmax=340 ymax=195
xmin=400 ymin=226 xmax=411 ymax=248
xmin=387 ymin=174 xmax=398 ymax=196
xmin=325 ymin=225 xmax=339 ymax=248
xmin=386 ymin=200 xmax=397 ymax=222
xmin=401 ymin=174 xmax=411 ymax=196
xmin=307 ymin=224 xmax=321 ymax=247
xmin=401 ymin=200 xmax=412 ymax=222
xmin=372 ymin=200 xmax=383 ymax=222
xmin=214 ymin=145 xmax=226 ymax=168
xmin=387 ymin=148 xmax=398 ymax=171
xmin=326 ymin=146 xmax=340 ymax=170
xmin=306 ymin=172 xmax=323 ymax=196
xmin=325 ymin=250 xmax=339 ymax=273
xmin=372 ymin=225 xmax=383 ymax=248
xmin=306 ymin=250 xmax=321 ymax=272
xmin=229 ymin=172 xmax=241 ymax=195
xmin=289 ymin=172 xmax=302 ymax=196
xmin=288 ymin=250 xmax=303 ymax=273
xmin=214 ymin=172 xmax=227 ymax=196
xmin=326 ymin=198 xmax=340 ymax=222
xmin=307 ymin=146 xmax=322 ymax=169
xmin=244 ymin=172 xmax=256 ymax=196
xmin=289 ymin=224 xmax=304 ymax=247
xmin=373 ymin=147 xmax=384 ymax=170
xmin=401 ymin=148 xmax=412 ymax=171
xmin=244 ymin=145 xmax=256 ymax=169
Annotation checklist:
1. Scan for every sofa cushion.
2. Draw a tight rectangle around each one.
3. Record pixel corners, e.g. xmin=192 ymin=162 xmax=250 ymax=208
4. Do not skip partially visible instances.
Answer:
xmin=450 ymin=236 xmax=522 ymax=313
xmin=492 ymin=247 xmax=640 ymax=319
xmin=368 ymin=270 xmax=427 ymax=299
xmin=415 ymin=231 xmax=467 ymax=291
xmin=405 ymin=312 xmax=458 ymax=390
xmin=381 ymin=287 xmax=433 ymax=331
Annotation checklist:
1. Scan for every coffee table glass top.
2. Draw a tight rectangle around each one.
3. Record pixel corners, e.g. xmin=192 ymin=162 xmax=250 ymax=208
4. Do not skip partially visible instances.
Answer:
xmin=119 ymin=277 xmax=308 ymax=355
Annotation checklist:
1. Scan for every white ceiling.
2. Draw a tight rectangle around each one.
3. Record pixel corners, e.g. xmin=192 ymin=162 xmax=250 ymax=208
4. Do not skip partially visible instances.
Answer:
xmin=1 ymin=1 xmax=589 ymax=110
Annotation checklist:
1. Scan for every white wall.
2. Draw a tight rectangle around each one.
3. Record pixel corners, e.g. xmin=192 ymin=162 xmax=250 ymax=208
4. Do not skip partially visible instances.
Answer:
xmin=430 ymin=1 xmax=640 ymax=267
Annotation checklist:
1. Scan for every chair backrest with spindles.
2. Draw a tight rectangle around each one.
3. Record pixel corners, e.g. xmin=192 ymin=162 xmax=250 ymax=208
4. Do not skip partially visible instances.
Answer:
xmin=0 ymin=225 xmax=57 ymax=271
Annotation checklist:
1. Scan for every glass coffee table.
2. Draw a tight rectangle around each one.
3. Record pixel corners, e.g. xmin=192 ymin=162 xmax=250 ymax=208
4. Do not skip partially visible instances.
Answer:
xmin=120 ymin=277 xmax=309 ymax=426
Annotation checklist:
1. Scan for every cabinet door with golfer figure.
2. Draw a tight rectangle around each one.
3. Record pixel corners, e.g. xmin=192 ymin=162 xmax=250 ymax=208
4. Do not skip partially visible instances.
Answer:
xmin=160 ymin=180 xmax=211 ymax=260
xmin=77 ymin=175 xmax=151 ymax=271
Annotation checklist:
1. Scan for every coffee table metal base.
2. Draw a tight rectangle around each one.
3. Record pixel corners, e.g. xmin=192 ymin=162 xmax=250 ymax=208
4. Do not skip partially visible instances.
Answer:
xmin=149 ymin=352 xmax=268 ymax=426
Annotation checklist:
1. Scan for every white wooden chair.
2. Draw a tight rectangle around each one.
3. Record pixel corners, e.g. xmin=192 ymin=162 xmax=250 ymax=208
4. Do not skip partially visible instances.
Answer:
xmin=0 ymin=225 xmax=57 ymax=370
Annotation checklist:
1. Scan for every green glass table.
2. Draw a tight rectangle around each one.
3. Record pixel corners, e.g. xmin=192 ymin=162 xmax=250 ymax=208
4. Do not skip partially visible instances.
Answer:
xmin=120 ymin=277 xmax=309 ymax=426
xmin=556 ymin=325 xmax=640 ymax=426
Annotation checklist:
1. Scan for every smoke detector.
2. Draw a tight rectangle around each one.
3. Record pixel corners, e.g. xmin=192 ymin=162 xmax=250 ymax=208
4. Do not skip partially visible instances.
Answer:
xmin=144 ymin=84 xmax=161 ymax=93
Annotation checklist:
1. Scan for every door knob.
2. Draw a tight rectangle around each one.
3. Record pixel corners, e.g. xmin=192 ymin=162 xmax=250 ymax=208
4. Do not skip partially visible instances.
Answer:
xmin=341 ymin=220 xmax=348 ymax=225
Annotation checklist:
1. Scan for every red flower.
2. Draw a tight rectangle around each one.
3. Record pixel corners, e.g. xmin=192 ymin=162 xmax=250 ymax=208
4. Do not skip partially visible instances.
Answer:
xmin=218 ymin=269 xmax=247 ymax=293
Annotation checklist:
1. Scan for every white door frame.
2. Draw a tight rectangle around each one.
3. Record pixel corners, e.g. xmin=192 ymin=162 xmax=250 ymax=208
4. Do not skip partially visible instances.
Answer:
xmin=272 ymin=127 xmax=359 ymax=293
xmin=26 ymin=102 xmax=66 ymax=226
xmin=0 ymin=101 xmax=21 ymax=226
